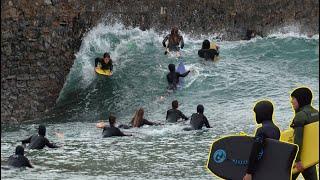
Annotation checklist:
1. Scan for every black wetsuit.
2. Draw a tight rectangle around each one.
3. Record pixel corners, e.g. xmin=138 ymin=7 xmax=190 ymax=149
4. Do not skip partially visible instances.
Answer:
xmin=119 ymin=119 xmax=156 ymax=129
xmin=162 ymin=34 xmax=184 ymax=52
xmin=166 ymin=109 xmax=188 ymax=123
xmin=8 ymin=155 xmax=32 ymax=168
xmin=95 ymin=58 xmax=113 ymax=71
xmin=8 ymin=146 xmax=32 ymax=168
xmin=246 ymin=121 xmax=280 ymax=174
xmin=134 ymin=119 xmax=156 ymax=127
xmin=167 ymin=71 xmax=190 ymax=90
xmin=102 ymin=126 xmax=126 ymax=138
xmin=198 ymin=49 xmax=219 ymax=60
xmin=189 ymin=113 xmax=211 ymax=130
xmin=22 ymin=135 xmax=59 ymax=150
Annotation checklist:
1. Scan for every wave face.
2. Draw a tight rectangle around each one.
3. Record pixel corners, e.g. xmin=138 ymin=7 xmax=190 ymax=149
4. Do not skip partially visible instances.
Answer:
xmin=1 ymin=24 xmax=319 ymax=179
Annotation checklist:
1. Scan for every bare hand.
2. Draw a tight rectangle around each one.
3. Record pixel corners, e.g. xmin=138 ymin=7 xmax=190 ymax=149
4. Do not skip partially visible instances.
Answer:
xmin=243 ymin=173 xmax=252 ymax=180
xmin=294 ymin=161 xmax=304 ymax=172
xmin=96 ymin=122 xmax=106 ymax=128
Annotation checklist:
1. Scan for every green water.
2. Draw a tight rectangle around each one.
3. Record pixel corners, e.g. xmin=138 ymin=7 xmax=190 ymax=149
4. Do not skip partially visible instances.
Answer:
xmin=1 ymin=24 xmax=319 ymax=179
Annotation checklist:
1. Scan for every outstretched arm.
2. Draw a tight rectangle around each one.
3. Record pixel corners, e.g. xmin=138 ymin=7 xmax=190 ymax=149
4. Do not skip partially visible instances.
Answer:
xmin=45 ymin=138 xmax=59 ymax=148
xmin=179 ymin=71 xmax=190 ymax=77
xmin=179 ymin=110 xmax=189 ymax=120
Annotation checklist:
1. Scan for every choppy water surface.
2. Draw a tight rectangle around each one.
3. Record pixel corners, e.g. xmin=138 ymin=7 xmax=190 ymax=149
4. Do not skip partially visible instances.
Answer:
xmin=1 ymin=24 xmax=319 ymax=179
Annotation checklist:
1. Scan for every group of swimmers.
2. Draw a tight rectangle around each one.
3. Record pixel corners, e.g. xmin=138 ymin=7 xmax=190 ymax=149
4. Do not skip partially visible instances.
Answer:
xmin=7 ymin=86 xmax=319 ymax=180
xmin=7 ymin=26 xmax=319 ymax=180
xmin=94 ymin=27 xmax=219 ymax=90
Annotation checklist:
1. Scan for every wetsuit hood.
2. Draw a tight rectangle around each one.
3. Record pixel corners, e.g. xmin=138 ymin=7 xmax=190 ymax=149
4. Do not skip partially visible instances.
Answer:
xmin=168 ymin=64 xmax=175 ymax=72
xmin=254 ymin=101 xmax=273 ymax=124
xmin=202 ymin=40 xmax=210 ymax=49
xmin=15 ymin=145 xmax=24 ymax=155
xmin=197 ymin=104 xmax=204 ymax=114
xmin=38 ymin=125 xmax=46 ymax=136
xmin=291 ymin=87 xmax=312 ymax=108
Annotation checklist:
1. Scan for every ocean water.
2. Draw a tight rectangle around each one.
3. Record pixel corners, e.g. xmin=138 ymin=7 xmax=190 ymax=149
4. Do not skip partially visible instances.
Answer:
xmin=1 ymin=23 xmax=319 ymax=180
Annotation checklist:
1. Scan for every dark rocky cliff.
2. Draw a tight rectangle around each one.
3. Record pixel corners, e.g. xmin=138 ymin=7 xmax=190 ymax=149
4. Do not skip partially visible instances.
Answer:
xmin=1 ymin=0 xmax=319 ymax=123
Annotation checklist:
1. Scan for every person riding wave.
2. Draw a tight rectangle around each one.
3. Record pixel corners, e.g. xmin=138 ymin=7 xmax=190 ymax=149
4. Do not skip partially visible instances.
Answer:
xmin=95 ymin=52 xmax=113 ymax=72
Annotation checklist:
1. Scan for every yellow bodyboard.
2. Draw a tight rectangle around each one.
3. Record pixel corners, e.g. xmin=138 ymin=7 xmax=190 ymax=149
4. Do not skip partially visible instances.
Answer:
xmin=95 ymin=67 xmax=112 ymax=76
xmin=210 ymin=42 xmax=218 ymax=50
xmin=280 ymin=121 xmax=319 ymax=174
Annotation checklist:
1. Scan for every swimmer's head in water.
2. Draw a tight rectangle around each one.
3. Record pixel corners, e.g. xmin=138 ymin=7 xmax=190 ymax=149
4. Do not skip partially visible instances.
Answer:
xmin=254 ymin=100 xmax=274 ymax=124
xmin=202 ymin=39 xmax=210 ymax=49
xmin=15 ymin=145 xmax=24 ymax=155
xmin=197 ymin=104 xmax=204 ymax=114
xmin=172 ymin=100 xmax=179 ymax=109
xmin=291 ymin=87 xmax=313 ymax=108
xmin=109 ymin=115 xmax=116 ymax=126
xmin=38 ymin=125 xmax=46 ymax=136
xmin=168 ymin=64 xmax=175 ymax=72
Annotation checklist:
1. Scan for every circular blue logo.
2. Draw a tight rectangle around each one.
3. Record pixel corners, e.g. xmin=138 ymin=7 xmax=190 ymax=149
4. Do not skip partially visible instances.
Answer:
xmin=213 ymin=149 xmax=226 ymax=163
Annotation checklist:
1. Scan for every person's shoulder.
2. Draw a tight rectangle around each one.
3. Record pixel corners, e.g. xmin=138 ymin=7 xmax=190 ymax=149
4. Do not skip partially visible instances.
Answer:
xmin=294 ymin=111 xmax=308 ymax=121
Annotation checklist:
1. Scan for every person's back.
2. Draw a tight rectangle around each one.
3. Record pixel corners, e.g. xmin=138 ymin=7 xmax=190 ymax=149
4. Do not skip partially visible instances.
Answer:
xmin=163 ymin=27 xmax=184 ymax=52
xmin=102 ymin=126 xmax=125 ymax=138
xmin=243 ymin=100 xmax=280 ymax=180
xmin=26 ymin=135 xmax=55 ymax=150
xmin=166 ymin=100 xmax=188 ymax=123
xmin=167 ymin=64 xmax=190 ymax=90
xmin=8 ymin=146 xmax=33 ymax=168
xmin=198 ymin=49 xmax=219 ymax=60
xmin=189 ymin=105 xmax=211 ymax=130
xmin=190 ymin=113 xmax=210 ymax=130
xmin=21 ymin=125 xmax=59 ymax=150
xmin=198 ymin=40 xmax=219 ymax=61
xmin=255 ymin=121 xmax=280 ymax=140
xmin=101 ymin=115 xmax=130 ymax=138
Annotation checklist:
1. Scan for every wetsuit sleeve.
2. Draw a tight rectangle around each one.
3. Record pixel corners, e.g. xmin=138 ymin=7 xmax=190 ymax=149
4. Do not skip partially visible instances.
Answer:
xmin=143 ymin=119 xmax=155 ymax=126
xmin=179 ymin=110 xmax=188 ymax=120
xmin=203 ymin=116 xmax=211 ymax=128
xmin=162 ymin=35 xmax=169 ymax=47
xmin=178 ymin=71 xmax=190 ymax=78
xmin=246 ymin=127 xmax=264 ymax=174
xmin=180 ymin=36 xmax=184 ymax=49
xmin=21 ymin=136 xmax=32 ymax=144
xmin=115 ymin=128 xmax=126 ymax=136
xmin=45 ymin=138 xmax=59 ymax=148
xmin=26 ymin=159 xmax=33 ymax=168
xmin=95 ymin=58 xmax=101 ymax=67
xmin=109 ymin=60 xmax=113 ymax=71
xmin=166 ymin=110 xmax=169 ymax=120
xmin=290 ymin=112 xmax=306 ymax=162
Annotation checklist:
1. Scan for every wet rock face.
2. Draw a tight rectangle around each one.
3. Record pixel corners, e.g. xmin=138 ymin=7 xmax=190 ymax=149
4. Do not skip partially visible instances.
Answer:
xmin=1 ymin=0 xmax=318 ymax=123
